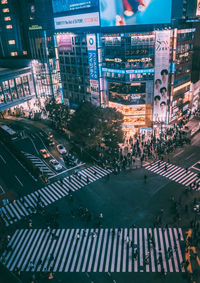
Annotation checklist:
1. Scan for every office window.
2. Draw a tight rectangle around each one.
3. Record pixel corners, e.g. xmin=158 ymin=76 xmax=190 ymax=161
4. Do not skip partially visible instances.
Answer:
xmin=1 ymin=0 xmax=8 ymax=3
xmin=2 ymin=8 xmax=9 ymax=12
xmin=8 ymin=40 xmax=15 ymax=45
xmin=23 ymin=51 xmax=27 ymax=55
xmin=11 ymin=52 xmax=17 ymax=56
xmin=6 ymin=25 xmax=12 ymax=29
xmin=4 ymin=16 xmax=11 ymax=21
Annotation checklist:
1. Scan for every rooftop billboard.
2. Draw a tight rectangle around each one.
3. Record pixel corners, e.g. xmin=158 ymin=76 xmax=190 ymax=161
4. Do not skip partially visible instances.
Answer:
xmin=52 ymin=0 xmax=98 ymax=13
xmin=54 ymin=12 xmax=100 ymax=29
xmin=100 ymin=0 xmax=172 ymax=27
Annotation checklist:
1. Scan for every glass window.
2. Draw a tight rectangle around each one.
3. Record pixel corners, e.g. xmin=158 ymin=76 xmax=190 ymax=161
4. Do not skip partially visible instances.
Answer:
xmin=1 ymin=0 xmax=8 ymax=3
xmin=4 ymin=16 xmax=11 ymax=21
xmin=2 ymin=8 xmax=9 ymax=12
xmin=6 ymin=25 xmax=12 ymax=29
xmin=11 ymin=52 xmax=17 ymax=56
xmin=23 ymin=51 xmax=27 ymax=55
xmin=8 ymin=40 xmax=15 ymax=45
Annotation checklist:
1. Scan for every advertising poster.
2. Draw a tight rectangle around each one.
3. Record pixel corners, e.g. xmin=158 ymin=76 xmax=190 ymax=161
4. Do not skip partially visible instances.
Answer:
xmin=52 ymin=0 xmax=98 ymax=13
xmin=56 ymin=34 xmax=72 ymax=52
xmin=153 ymin=30 xmax=170 ymax=123
xmin=197 ymin=0 xmax=200 ymax=16
xmin=109 ymin=82 xmax=146 ymax=105
xmin=54 ymin=12 xmax=100 ymax=29
xmin=100 ymin=0 xmax=172 ymax=27
xmin=87 ymin=34 xmax=100 ymax=105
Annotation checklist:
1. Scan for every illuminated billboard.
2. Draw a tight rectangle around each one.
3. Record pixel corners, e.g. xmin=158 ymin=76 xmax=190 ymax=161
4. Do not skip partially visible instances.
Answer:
xmin=153 ymin=30 xmax=170 ymax=123
xmin=54 ymin=12 xmax=100 ymax=29
xmin=52 ymin=0 xmax=98 ymax=13
xmin=109 ymin=82 xmax=146 ymax=105
xmin=100 ymin=0 xmax=172 ymax=27
xmin=56 ymin=34 xmax=72 ymax=52
xmin=197 ymin=0 xmax=200 ymax=16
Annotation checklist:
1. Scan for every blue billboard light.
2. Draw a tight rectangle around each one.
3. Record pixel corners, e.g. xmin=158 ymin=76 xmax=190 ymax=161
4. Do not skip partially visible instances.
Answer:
xmin=100 ymin=0 xmax=172 ymax=27
xmin=102 ymin=68 xmax=154 ymax=74
xmin=52 ymin=0 xmax=98 ymax=13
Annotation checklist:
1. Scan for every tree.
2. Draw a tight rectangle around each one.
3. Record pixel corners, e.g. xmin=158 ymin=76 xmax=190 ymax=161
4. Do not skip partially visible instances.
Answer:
xmin=101 ymin=107 xmax=124 ymax=152
xmin=69 ymin=102 xmax=124 ymax=155
xmin=68 ymin=102 xmax=102 ymax=149
xmin=45 ymin=99 xmax=70 ymax=130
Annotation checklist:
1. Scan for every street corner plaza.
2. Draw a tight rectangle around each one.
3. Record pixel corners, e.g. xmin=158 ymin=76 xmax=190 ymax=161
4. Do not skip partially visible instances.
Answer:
xmin=0 ymin=227 xmax=185 ymax=273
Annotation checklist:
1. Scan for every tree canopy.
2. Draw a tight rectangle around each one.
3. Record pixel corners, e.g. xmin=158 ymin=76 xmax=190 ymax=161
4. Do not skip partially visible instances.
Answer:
xmin=45 ymin=99 xmax=70 ymax=130
xmin=69 ymin=102 xmax=124 ymax=152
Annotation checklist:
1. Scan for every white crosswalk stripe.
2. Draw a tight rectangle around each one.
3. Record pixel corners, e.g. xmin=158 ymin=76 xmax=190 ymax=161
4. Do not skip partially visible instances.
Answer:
xmin=146 ymin=161 xmax=200 ymax=188
xmin=0 ymin=166 xmax=112 ymax=227
xmin=22 ymin=152 xmax=55 ymax=177
xmin=0 ymin=228 xmax=185 ymax=273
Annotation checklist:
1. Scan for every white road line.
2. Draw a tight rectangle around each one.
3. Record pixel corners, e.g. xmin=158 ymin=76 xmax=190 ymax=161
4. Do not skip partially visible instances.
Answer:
xmin=174 ymin=150 xmax=184 ymax=157
xmin=139 ymin=228 xmax=143 ymax=272
xmin=0 ymin=154 xmax=6 ymax=164
xmin=111 ymin=229 xmax=117 ymax=272
xmin=169 ymin=228 xmax=179 ymax=272
xmin=134 ymin=228 xmax=138 ymax=272
xmin=14 ymin=176 xmax=23 ymax=187
xmin=99 ymin=228 xmax=108 ymax=272
xmin=93 ymin=229 xmax=103 ymax=272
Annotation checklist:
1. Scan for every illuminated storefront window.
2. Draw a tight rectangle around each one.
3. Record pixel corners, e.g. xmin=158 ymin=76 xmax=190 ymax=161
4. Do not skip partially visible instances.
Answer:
xmin=2 ymin=8 xmax=9 ymax=12
xmin=11 ymin=52 xmax=17 ymax=56
xmin=23 ymin=51 xmax=27 ymax=55
xmin=1 ymin=0 xmax=8 ymax=4
xmin=6 ymin=25 xmax=12 ymax=29
xmin=4 ymin=16 xmax=11 ymax=21
xmin=8 ymin=40 xmax=15 ymax=45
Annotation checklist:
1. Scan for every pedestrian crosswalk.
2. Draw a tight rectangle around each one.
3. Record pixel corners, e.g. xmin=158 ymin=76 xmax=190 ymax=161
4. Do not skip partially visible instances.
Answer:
xmin=0 ymin=228 xmax=185 ymax=273
xmin=146 ymin=161 xmax=200 ymax=188
xmin=0 ymin=165 xmax=112 ymax=227
xmin=22 ymin=152 xmax=55 ymax=177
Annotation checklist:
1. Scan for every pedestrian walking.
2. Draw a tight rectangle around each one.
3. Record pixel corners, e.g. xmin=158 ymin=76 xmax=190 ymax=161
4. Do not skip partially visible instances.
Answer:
xmin=99 ymin=213 xmax=103 ymax=219
xmin=87 ymin=176 xmax=90 ymax=183
xmin=68 ymin=176 xmax=71 ymax=182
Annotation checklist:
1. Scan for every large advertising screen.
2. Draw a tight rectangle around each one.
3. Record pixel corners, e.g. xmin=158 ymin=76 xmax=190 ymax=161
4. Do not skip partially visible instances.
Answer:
xmin=109 ymin=82 xmax=146 ymax=105
xmin=100 ymin=0 xmax=172 ymax=27
xmin=54 ymin=12 xmax=100 ymax=29
xmin=52 ymin=0 xmax=98 ymax=13
xmin=153 ymin=30 xmax=170 ymax=123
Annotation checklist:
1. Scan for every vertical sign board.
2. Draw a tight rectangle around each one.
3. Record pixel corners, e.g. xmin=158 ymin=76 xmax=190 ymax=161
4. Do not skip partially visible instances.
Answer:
xmin=153 ymin=30 xmax=170 ymax=124
xmin=87 ymin=34 xmax=100 ymax=105
xmin=197 ymin=0 xmax=200 ymax=16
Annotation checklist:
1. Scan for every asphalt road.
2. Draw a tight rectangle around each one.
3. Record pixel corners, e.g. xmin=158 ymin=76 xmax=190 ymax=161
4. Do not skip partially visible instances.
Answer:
xmin=0 ymin=117 xmax=200 ymax=283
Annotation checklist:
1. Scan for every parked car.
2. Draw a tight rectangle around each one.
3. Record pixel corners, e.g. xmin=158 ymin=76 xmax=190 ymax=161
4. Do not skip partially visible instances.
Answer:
xmin=57 ymin=144 xmax=67 ymax=154
xmin=49 ymin=159 xmax=62 ymax=171
xmin=40 ymin=149 xmax=50 ymax=159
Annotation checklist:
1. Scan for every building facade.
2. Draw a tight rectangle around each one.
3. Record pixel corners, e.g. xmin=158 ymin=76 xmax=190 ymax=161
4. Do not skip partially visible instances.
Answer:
xmin=0 ymin=66 xmax=36 ymax=112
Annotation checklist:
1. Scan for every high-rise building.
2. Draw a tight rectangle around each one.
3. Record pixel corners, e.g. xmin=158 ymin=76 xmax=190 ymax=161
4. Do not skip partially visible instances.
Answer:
xmin=52 ymin=0 xmax=199 ymax=136
xmin=0 ymin=0 xmax=25 ymax=57
xmin=0 ymin=0 xmax=62 ymax=115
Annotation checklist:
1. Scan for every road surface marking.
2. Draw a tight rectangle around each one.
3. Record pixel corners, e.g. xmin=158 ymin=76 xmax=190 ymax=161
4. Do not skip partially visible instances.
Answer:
xmin=14 ymin=176 xmax=23 ymax=187
xmin=0 ymin=154 xmax=6 ymax=164
xmin=1 ymin=228 xmax=185 ymax=273
xmin=185 ymin=153 xmax=195 ymax=160
xmin=174 ymin=150 xmax=184 ymax=157
xmin=0 ymin=185 xmax=5 ymax=195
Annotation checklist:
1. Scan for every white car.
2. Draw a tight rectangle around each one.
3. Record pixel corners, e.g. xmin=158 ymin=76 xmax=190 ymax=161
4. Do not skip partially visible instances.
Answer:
xmin=57 ymin=144 xmax=67 ymax=154
xmin=50 ymin=159 xmax=62 ymax=171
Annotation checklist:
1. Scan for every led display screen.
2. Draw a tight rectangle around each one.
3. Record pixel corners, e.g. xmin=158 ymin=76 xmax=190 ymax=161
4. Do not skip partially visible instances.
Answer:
xmin=52 ymin=0 xmax=98 ymax=13
xmin=109 ymin=82 xmax=146 ymax=105
xmin=100 ymin=0 xmax=172 ymax=27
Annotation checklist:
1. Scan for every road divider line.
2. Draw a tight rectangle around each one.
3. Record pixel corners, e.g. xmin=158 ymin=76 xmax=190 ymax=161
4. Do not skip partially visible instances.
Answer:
xmin=48 ymin=163 xmax=85 ymax=179
xmin=174 ymin=150 xmax=184 ymax=158
xmin=0 ymin=185 xmax=5 ymax=195
xmin=185 ymin=153 xmax=195 ymax=160
xmin=14 ymin=176 xmax=24 ymax=187
xmin=0 ymin=154 xmax=6 ymax=164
